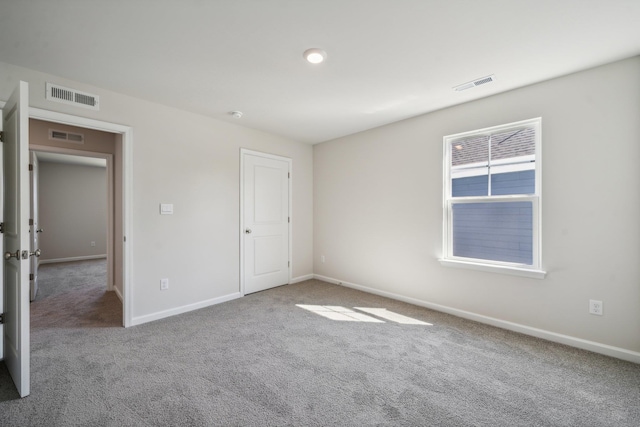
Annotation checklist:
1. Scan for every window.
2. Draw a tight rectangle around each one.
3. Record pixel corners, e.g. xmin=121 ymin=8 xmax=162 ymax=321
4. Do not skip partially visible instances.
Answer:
xmin=440 ymin=118 xmax=545 ymax=278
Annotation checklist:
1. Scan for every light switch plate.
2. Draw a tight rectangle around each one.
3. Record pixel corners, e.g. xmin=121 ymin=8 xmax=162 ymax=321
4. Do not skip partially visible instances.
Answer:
xmin=160 ymin=203 xmax=174 ymax=215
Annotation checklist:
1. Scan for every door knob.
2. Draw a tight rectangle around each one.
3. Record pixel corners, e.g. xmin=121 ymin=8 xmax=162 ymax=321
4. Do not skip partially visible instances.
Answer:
xmin=4 ymin=250 xmax=20 ymax=260
xmin=36 ymin=228 xmax=44 ymax=233
xmin=245 ymin=229 xmax=252 ymax=234
xmin=30 ymin=249 xmax=41 ymax=258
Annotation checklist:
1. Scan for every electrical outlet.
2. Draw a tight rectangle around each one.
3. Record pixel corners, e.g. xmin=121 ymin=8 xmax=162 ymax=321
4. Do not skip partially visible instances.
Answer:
xmin=321 ymin=255 xmax=325 ymax=263
xmin=160 ymin=278 xmax=169 ymax=290
xmin=589 ymin=299 xmax=603 ymax=316
xmin=90 ymin=241 xmax=96 ymax=247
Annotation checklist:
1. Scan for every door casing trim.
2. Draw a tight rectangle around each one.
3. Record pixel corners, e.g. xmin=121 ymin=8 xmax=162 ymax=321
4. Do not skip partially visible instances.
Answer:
xmin=28 ymin=107 xmax=133 ymax=328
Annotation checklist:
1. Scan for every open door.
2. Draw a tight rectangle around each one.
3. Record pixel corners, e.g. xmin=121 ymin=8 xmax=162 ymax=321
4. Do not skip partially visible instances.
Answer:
xmin=1 ymin=81 xmax=31 ymax=397
xmin=29 ymin=151 xmax=41 ymax=301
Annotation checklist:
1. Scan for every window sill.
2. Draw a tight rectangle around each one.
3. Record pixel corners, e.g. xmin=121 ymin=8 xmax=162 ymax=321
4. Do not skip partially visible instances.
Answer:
xmin=438 ymin=258 xmax=546 ymax=279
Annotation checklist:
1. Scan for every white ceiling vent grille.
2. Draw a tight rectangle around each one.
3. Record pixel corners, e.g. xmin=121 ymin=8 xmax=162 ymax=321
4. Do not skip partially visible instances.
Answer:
xmin=48 ymin=129 xmax=85 ymax=144
xmin=45 ymin=82 xmax=100 ymax=110
xmin=453 ymin=75 xmax=496 ymax=92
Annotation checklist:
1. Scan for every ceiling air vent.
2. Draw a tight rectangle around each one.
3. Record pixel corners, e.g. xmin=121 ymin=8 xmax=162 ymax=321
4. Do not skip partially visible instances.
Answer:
xmin=453 ymin=75 xmax=496 ymax=92
xmin=45 ymin=82 xmax=100 ymax=110
xmin=49 ymin=129 xmax=85 ymax=144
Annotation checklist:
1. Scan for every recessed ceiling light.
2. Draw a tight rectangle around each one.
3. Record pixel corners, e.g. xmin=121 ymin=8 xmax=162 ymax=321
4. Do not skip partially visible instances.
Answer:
xmin=303 ymin=48 xmax=327 ymax=64
xmin=230 ymin=111 xmax=243 ymax=119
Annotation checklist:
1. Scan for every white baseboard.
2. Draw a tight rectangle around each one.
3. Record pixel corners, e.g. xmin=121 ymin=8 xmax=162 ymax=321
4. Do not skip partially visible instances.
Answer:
xmin=314 ymin=274 xmax=640 ymax=364
xmin=39 ymin=254 xmax=107 ymax=264
xmin=131 ymin=292 xmax=242 ymax=327
xmin=290 ymin=274 xmax=314 ymax=284
xmin=113 ymin=286 xmax=123 ymax=302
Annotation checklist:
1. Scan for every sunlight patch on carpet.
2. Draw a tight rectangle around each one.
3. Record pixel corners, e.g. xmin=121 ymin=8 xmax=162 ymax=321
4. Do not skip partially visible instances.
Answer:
xmin=296 ymin=305 xmax=383 ymax=322
xmin=296 ymin=305 xmax=431 ymax=325
xmin=354 ymin=307 xmax=432 ymax=325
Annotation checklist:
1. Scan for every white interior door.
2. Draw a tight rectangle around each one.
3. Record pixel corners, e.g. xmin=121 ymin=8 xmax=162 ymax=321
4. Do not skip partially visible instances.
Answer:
xmin=30 ymin=151 xmax=40 ymax=301
xmin=242 ymin=150 xmax=290 ymax=295
xmin=2 ymin=81 xmax=31 ymax=397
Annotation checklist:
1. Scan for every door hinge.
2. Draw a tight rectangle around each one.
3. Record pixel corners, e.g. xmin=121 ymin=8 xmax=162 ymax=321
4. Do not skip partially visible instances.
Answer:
xmin=0 ymin=313 xmax=4 ymax=324
xmin=288 ymin=217 xmax=290 ymax=223
xmin=288 ymin=261 xmax=290 ymax=268
xmin=29 ymin=163 xmax=33 ymax=171
xmin=0 ymin=222 xmax=4 ymax=234
xmin=0 ymin=131 xmax=4 ymax=142
xmin=288 ymin=172 xmax=290 ymax=178
xmin=30 ymin=273 xmax=34 ymax=281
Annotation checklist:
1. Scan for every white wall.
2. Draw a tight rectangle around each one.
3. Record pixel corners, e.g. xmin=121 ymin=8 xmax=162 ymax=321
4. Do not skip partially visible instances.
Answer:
xmin=0 ymin=60 xmax=314 ymax=323
xmin=314 ymin=57 xmax=640 ymax=358
xmin=38 ymin=162 xmax=107 ymax=261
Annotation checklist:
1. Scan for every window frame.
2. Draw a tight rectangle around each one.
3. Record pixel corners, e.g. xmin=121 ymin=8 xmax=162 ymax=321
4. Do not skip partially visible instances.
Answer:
xmin=440 ymin=117 xmax=546 ymax=279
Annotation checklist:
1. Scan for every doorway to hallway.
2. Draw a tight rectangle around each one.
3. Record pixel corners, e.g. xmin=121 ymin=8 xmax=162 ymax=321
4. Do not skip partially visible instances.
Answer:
xmin=29 ymin=118 xmax=123 ymax=323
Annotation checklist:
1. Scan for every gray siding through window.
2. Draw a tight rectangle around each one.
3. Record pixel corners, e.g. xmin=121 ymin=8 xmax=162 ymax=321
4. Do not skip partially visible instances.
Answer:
xmin=451 ymin=175 xmax=489 ymax=197
xmin=491 ymin=170 xmax=535 ymax=195
xmin=452 ymin=170 xmax=535 ymax=197
xmin=452 ymin=201 xmax=533 ymax=265
xmin=451 ymin=170 xmax=535 ymax=264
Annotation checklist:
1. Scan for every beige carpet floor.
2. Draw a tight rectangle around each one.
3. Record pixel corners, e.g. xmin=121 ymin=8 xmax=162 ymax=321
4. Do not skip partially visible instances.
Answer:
xmin=30 ymin=259 xmax=122 ymax=329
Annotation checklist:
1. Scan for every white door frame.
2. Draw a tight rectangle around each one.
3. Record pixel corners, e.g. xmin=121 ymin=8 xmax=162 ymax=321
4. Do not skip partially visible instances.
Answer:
xmin=29 ymin=151 xmax=40 ymax=301
xmin=28 ymin=107 xmax=134 ymax=327
xmin=239 ymin=148 xmax=292 ymax=296
xmin=30 ymin=146 xmax=114 ymax=291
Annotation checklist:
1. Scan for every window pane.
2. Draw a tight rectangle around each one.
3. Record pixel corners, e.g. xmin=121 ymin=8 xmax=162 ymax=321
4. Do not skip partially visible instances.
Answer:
xmin=451 ymin=135 xmax=488 ymax=167
xmin=452 ymin=174 xmax=488 ymax=197
xmin=452 ymin=201 xmax=533 ymax=265
xmin=490 ymin=127 xmax=535 ymax=162
xmin=491 ymin=170 xmax=535 ymax=195
xmin=451 ymin=135 xmax=489 ymax=197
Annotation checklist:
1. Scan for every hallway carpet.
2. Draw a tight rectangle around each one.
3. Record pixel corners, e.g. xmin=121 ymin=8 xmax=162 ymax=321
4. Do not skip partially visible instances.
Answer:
xmin=30 ymin=259 xmax=121 ymax=329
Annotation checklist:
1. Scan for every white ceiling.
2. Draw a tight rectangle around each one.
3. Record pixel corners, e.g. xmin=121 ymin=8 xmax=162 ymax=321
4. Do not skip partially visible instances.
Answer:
xmin=1 ymin=1 xmax=639 ymax=144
